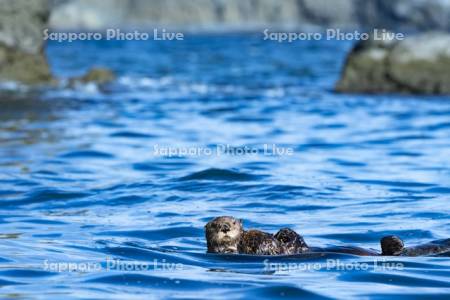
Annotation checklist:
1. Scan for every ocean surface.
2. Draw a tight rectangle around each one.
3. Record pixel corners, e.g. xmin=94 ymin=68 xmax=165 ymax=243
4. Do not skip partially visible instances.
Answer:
xmin=1 ymin=34 xmax=450 ymax=299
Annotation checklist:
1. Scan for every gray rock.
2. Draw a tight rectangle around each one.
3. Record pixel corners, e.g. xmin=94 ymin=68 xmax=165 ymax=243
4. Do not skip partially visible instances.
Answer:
xmin=0 ymin=0 xmax=49 ymax=54
xmin=336 ymin=32 xmax=450 ymax=94
xmin=0 ymin=0 xmax=53 ymax=84
xmin=49 ymin=0 xmax=301 ymax=30
xmin=0 ymin=44 xmax=53 ymax=85
xmin=48 ymin=0 xmax=450 ymax=31
xmin=299 ymin=0 xmax=357 ymax=26
xmin=357 ymin=0 xmax=450 ymax=31
xmin=68 ymin=67 xmax=116 ymax=86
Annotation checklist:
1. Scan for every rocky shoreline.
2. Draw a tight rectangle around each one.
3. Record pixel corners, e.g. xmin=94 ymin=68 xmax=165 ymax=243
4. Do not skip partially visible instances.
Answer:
xmin=0 ymin=0 xmax=116 ymax=88
xmin=0 ymin=0 xmax=449 ymax=94
xmin=336 ymin=32 xmax=450 ymax=95
xmin=0 ymin=0 xmax=53 ymax=85
xmin=49 ymin=0 xmax=450 ymax=31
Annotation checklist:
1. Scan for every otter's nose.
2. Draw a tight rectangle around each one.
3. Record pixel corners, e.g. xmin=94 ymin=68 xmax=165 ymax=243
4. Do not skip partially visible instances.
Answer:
xmin=221 ymin=224 xmax=230 ymax=233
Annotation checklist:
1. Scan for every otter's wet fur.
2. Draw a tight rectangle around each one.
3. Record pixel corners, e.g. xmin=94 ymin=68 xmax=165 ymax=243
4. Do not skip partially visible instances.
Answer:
xmin=274 ymin=228 xmax=309 ymax=255
xmin=205 ymin=216 xmax=243 ymax=254
xmin=205 ymin=217 xmax=309 ymax=255
xmin=381 ymin=235 xmax=450 ymax=256
xmin=238 ymin=230 xmax=282 ymax=255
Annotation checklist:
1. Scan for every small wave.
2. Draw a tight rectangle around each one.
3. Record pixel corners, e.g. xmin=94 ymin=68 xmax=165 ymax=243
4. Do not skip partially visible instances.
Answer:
xmin=107 ymin=195 xmax=150 ymax=206
xmin=341 ymin=272 xmax=450 ymax=288
xmin=109 ymin=131 xmax=157 ymax=139
xmin=350 ymin=179 xmax=435 ymax=188
xmin=0 ymin=188 xmax=91 ymax=208
xmin=116 ymin=76 xmax=243 ymax=96
xmin=0 ymin=279 xmax=22 ymax=286
xmin=42 ymin=80 xmax=104 ymax=99
xmin=20 ymin=218 xmax=67 ymax=225
xmin=232 ymin=202 xmax=332 ymax=212
xmin=364 ymin=134 xmax=434 ymax=145
xmin=318 ymin=229 xmax=434 ymax=243
xmin=389 ymin=151 xmax=422 ymax=157
xmin=59 ymin=150 xmax=115 ymax=159
xmin=133 ymin=161 xmax=195 ymax=172
xmin=116 ymin=76 xmax=174 ymax=89
xmin=0 ymin=269 xmax=56 ymax=278
xmin=86 ymin=273 xmax=246 ymax=290
xmin=98 ymin=226 xmax=203 ymax=241
xmin=70 ymin=82 xmax=100 ymax=94
xmin=179 ymin=168 xmax=263 ymax=182
xmin=411 ymin=212 xmax=449 ymax=219
xmin=0 ymin=81 xmax=29 ymax=92
xmin=329 ymin=158 xmax=366 ymax=167
xmin=425 ymin=187 xmax=450 ymax=194
xmin=246 ymin=285 xmax=331 ymax=299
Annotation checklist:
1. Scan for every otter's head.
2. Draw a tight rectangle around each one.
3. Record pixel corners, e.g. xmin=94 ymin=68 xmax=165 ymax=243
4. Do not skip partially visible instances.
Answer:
xmin=381 ymin=235 xmax=404 ymax=255
xmin=205 ymin=216 xmax=243 ymax=254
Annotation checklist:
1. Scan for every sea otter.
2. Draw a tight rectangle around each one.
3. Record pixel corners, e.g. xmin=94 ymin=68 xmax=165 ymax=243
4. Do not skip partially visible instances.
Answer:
xmin=205 ymin=216 xmax=379 ymax=255
xmin=205 ymin=216 xmax=243 ymax=254
xmin=205 ymin=217 xmax=450 ymax=256
xmin=205 ymin=216 xmax=308 ymax=255
xmin=381 ymin=235 xmax=450 ymax=256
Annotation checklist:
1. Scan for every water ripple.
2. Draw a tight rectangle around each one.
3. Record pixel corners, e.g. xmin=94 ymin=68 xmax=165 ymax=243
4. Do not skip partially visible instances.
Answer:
xmin=0 ymin=36 xmax=449 ymax=298
xmin=179 ymin=168 xmax=264 ymax=182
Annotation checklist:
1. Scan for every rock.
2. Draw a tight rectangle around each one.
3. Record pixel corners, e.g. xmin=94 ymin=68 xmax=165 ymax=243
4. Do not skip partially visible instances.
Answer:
xmin=357 ymin=0 xmax=450 ymax=32
xmin=336 ymin=32 xmax=450 ymax=94
xmin=69 ymin=67 xmax=116 ymax=86
xmin=0 ymin=0 xmax=49 ymax=54
xmin=299 ymin=0 xmax=357 ymax=26
xmin=49 ymin=0 xmax=450 ymax=31
xmin=49 ymin=0 xmax=301 ymax=30
xmin=211 ymin=0 xmax=300 ymax=28
xmin=0 ymin=44 xmax=54 ymax=85
xmin=49 ymin=0 xmax=129 ymax=30
xmin=0 ymin=0 xmax=54 ymax=85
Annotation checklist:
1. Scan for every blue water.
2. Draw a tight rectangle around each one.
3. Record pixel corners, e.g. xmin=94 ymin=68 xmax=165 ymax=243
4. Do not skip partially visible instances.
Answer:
xmin=1 ymin=34 xmax=450 ymax=299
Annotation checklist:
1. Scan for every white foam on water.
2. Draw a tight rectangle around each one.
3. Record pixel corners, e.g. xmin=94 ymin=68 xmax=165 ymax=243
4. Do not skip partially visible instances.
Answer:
xmin=0 ymin=81 xmax=29 ymax=92
xmin=116 ymin=76 xmax=174 ymax=90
